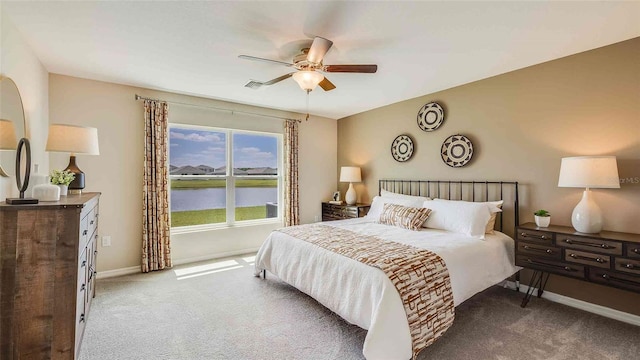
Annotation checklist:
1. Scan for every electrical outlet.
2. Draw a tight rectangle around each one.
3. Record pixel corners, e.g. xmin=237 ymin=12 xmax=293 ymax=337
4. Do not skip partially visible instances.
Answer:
xmin=314 ymin=215 xmax=320 ymax=222
xmin=101 ymin=236 xmax=111 ymax=247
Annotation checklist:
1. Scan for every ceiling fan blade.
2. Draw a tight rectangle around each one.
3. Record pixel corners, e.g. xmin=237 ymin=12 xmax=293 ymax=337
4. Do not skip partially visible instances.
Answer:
xmin=238 ymin=55 xmax=293 ymax=67
xmin=324 ymin=64 xmax=378 ymax=73
xmin=306 ymin=37 xmax=333 ymax=63
xmin=244 ymin=73 xmax=294 ymax=89
xmin=318 ymin=77 xmax=336 ymax=91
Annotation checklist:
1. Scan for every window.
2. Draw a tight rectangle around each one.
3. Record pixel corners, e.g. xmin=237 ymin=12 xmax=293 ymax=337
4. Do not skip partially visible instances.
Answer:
xmin=169 ymin=125 xmax=281 ymax=229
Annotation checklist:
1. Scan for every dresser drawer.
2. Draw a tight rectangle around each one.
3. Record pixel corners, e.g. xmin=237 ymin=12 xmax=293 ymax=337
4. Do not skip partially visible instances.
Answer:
xmin=77 ymin=248 xmax=88 ymax=321
xmin=626 ymin=243 xmax=640 ymax=259
xmin=565 ymin=249 xmax=611 ymax=269
xmin=517 ymin=228 xmax=554 ymax=245
xmin=79 ymin=214 xmax=90 ymax=257
xmin=88 ymin=206 xmax=98 ymax=238
xmin=516 ymin=255 xmax=585 ymax=278
xmin=556 ymin=235 xmax=622 ymax=256
xmin=517 ymin=242 xmax=561 ymax=260
xmin=589 ymin=269 xmax=640 ymax=293
xmin=614 ymin=258 xmax=640 ymax=275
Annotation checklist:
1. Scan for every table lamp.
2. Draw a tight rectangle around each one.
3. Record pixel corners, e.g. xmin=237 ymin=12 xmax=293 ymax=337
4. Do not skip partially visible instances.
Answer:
xmin=46 ymin=124 xmax=100 ymax=194
xmin=340 ymin=166 xmax=361 ymax=205
xmin=558 ymin=156 xmax=620 ymax=233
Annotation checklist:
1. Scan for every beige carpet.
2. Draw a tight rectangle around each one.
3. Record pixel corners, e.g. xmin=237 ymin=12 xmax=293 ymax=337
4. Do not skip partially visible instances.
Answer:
xmin=79 ymin=254 xmax=639 ymax=360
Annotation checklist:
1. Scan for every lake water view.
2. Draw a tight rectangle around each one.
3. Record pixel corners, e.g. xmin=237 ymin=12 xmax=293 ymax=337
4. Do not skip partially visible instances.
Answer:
xmin=171 ymin=187 xmax=277 ymax=211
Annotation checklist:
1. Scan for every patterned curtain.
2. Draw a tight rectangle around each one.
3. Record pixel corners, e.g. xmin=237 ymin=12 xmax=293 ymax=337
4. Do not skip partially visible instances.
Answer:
xmin=283 ymin=119 xmax=300 ymax=226
xmin=141 ymin=100 xmax=172 ymax=273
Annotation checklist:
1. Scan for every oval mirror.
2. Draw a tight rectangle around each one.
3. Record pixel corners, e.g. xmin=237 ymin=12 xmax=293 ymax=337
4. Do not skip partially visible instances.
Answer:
xmin=0 ymin=76 xmax=26 ymax=177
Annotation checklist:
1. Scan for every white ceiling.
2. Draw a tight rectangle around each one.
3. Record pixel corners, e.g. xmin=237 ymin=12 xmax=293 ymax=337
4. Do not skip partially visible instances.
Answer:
xmin=3 ymin=1 xmax=639 ymax=119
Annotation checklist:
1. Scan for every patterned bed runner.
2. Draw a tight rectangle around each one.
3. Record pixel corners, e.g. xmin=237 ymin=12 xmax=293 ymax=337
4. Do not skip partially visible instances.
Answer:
xmin=277 ymin=224 xmax=454 ymax=359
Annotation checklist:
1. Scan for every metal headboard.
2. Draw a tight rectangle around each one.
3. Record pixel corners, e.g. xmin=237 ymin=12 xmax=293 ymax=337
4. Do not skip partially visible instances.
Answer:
xmin=378 ymin=179 xmax=519 ymax=235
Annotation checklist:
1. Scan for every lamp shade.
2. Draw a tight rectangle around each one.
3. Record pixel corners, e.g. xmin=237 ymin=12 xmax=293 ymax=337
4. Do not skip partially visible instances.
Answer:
xmin=0 ymin=119 xmax=18 ymax=150
xmin=340 ymin=166 xmax=361 ymax=183
xmin=558 ymin=156 xmax=620 ymax=189
xmin=46 ymin=124 xmax=100 ymax=155
xmin=292 ymin=70 xmax=324 ymax=91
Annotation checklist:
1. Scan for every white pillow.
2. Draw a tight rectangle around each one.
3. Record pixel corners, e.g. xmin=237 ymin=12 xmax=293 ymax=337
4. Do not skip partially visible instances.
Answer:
xmin=366 ymin=195 xmax=427 ymax=220
xmin=422 ymin=199 xmax=492 ymax=239
xmin=381 ymin=189 xmax=430 ymax=202
xmin=484 ymin=200 xmax=504 ymax=234
xmin=430 ymin=198 xmax=503 ymax=234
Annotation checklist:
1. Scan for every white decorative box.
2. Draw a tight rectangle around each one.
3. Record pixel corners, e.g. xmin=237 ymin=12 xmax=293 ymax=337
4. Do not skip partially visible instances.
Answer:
xmin=33 ymin=183 xmax=60 ymax=202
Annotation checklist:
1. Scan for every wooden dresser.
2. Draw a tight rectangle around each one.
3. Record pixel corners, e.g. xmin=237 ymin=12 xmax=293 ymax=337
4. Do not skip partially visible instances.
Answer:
xmin=0 ymin=193 xmax=100 ymax=359
xmin=321 ymin=202 xmax=370 ymax=221
xmin=515 ymin=222 xmax=640 ymax=306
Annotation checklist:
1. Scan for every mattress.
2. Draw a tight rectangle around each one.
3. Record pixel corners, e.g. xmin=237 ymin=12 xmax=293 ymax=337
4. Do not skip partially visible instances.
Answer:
xmin=254 ymin=217 xmax=520 ymax=360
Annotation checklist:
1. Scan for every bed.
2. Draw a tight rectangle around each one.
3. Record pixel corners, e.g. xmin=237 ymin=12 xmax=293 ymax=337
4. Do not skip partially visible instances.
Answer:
xmin=254 ymin=180 xmax=521 ymax=360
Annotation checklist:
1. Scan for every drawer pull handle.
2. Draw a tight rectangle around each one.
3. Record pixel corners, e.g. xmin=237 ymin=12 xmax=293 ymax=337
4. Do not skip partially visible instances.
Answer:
xmin=622 ymin=263 xmax=636 ymax=269
xmin=520 ymin=232 xmax=548 ymax=240
xmin=83 ymin=230 xmax=88 ymax=236
xmin=601 ymin=273 xmax=639 ymax=286
xmin=523 ymin=245 xmax=553 ymax=254
xmin=569 ymin=253 xmax=607 ymax=263
xmin=563 ymin=238 xmax=615 ymax=250
xmin=527 ymin=259 xmax=577 ymax=272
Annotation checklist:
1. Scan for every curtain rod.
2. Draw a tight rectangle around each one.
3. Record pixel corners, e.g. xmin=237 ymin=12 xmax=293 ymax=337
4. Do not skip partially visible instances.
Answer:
xmin=134 ymin=94 xmax=301 ymax=123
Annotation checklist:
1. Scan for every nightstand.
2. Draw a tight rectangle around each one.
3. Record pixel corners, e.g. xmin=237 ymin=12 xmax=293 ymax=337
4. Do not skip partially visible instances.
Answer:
xmin=515 ymin=222 xmax=640 ymax=307
xmin=321 ymin=202 xmax=370 ymax=221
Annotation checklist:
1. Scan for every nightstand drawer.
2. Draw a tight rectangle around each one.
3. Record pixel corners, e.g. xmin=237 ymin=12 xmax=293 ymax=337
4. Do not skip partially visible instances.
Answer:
xmin=517 ymin=242 xmax=561 ymax=260
xmin=342 ymin=207 xmax=358 ymax=218
xmin=589 ymin=269 xmax=640 ymax=293
xmin=516 ymin=255 xmax=585 ymax=278
xmin=626 ymin=243 xmax=640 ymax=259
xmin=565 ymin=249 xmax=611 ymax=269
xmin=517 ymin=229 xmax=554 ymax=244
xmin=614 ymin=258 xmax=640 ymax=275
xmin=556 ymin=235 xmax=622 ymax=256
xmin=321 ymin=202 xmax=370 ymax=221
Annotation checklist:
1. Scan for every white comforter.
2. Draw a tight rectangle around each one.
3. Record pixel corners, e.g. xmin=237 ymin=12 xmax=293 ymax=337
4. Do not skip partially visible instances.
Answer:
xmin=254 ymin=218 xmax=519 ymax=360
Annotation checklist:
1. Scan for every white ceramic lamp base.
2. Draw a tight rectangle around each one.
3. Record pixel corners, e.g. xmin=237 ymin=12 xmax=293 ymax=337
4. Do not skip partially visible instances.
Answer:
xmin=571 ymin=190 xmax=603 ymax=233
xmin=345 ymin=183 xmax=357 ymax=205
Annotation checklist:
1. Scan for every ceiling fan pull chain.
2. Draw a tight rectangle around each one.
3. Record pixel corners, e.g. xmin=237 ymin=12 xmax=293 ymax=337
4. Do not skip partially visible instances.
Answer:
xmin=306 ymin=90 xmax=310 ymax=121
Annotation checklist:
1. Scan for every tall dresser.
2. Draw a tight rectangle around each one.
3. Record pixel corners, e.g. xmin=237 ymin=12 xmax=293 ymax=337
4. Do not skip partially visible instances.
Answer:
xmin=0 ymin=193 xmax=100 ymax=359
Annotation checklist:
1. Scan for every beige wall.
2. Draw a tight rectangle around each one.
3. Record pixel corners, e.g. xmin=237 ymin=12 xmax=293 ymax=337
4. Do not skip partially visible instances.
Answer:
xmin=49 ymin=74 xmax=336 ymax=272
xmin=337 ymin=38 xmax=640 ymax=315
xmin=0 ymin=8 xmax=49 ymax=200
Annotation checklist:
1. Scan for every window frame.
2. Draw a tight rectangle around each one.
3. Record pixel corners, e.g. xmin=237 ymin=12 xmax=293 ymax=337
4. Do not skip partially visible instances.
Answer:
xmin=169 ymin=123 xmax=283 ymax=233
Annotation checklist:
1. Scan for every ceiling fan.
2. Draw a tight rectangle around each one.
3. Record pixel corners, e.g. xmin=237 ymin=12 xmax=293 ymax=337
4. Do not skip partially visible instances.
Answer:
xmin=239 ymin=36 xmax=377 ymax=93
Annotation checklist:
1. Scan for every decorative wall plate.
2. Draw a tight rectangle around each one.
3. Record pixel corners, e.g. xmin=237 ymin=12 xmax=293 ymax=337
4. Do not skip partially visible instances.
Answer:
xmin=391 ymin=135 xmax=414 ymax=162
xmin=417 ymin=102 xmax=445 ymax=132
xmin=441 ymin=134 xmax=473 ymax=167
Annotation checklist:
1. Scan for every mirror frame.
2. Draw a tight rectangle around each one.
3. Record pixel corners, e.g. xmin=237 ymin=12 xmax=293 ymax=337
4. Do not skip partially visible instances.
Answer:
xmin=0 ymin=75 xmax=27 ymax=178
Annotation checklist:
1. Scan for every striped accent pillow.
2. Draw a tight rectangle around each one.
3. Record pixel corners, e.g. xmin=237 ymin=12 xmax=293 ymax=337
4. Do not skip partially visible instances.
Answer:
xmin=378 ymin=203 xmax=432 ymax=231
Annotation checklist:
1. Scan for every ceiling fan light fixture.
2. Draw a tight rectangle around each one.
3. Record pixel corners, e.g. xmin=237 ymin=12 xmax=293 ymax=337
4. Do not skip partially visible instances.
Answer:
xmin=292 ymin=70 xmax=324 ymax=91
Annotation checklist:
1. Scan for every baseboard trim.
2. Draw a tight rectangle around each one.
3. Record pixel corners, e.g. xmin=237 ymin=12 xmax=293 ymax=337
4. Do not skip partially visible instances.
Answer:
xmin=97 ymin=266 xmax=140 ymax=279
xmin=97 ymin=247 xmax=261 ymax=279
xmin=171 ymin=247 xmax=261 ymax=266
xmin=504 ymin=281 xmax=640 ymax=327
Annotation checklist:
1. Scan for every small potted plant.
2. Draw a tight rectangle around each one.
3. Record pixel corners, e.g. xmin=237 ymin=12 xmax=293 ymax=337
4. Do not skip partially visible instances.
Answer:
xmin=50 ymin=169 xmax=75 ymax=196
xmin=534 ymin=209 xmax=551 ymax=228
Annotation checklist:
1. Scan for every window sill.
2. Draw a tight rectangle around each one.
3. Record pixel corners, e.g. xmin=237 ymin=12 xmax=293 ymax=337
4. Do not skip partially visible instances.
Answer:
xmin=170 ymin=218 xmax=283 ymax=235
